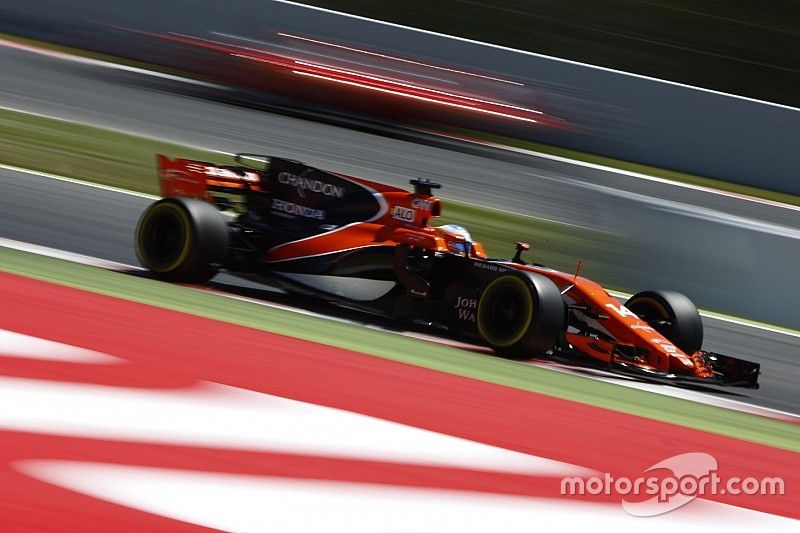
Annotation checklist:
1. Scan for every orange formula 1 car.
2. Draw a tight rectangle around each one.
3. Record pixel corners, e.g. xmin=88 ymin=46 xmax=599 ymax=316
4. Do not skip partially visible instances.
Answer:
xmin=135 ymin=154 xmax=760 ymax=389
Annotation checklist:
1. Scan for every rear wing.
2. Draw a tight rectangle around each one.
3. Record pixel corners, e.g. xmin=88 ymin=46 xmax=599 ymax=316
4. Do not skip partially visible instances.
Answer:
xmin=156 ymin=153 xmax=444 ymax=228
xmin=156 ymin=154 xmax=264 ymax=199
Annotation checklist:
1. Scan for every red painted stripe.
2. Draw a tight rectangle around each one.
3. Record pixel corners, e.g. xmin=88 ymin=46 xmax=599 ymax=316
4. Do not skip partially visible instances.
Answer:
xmin=0 ymin=271 xmax=797 ymax=527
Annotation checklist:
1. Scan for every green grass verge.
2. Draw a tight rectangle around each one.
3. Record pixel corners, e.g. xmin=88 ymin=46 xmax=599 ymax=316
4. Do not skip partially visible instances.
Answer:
xmin=0 ymin=109 xmax=229 ymax=193
xmin=1 ymin=245 xmax=797 ymax=452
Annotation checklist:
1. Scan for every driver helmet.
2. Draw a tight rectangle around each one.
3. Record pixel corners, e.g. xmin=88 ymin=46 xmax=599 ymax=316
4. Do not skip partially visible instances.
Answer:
xmin=436 ymin=223 xmax=473 ymax=254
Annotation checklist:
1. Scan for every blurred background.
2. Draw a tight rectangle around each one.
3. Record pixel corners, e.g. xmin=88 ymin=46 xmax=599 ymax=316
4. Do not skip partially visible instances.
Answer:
xmin=5 ymin=0 xmax=800 ymax=103
xmin=304 ymin=0 xmax=800 ymax=107
xmin=0 ymin=0 xmax=798 ymax=327
xmin=1 ymin=5 xmax=799 ymax=529
xmin=2 ymin=0 xmax=799 ymax=191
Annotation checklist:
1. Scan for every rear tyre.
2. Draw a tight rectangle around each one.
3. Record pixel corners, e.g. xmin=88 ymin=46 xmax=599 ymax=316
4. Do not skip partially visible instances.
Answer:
xmin=625 ymin=290 xmax=703 ymax=354
xmin=135 ymin=197 xmax=228 ymax=283
xmin=477 ymin=272 xmax=564 ymax=359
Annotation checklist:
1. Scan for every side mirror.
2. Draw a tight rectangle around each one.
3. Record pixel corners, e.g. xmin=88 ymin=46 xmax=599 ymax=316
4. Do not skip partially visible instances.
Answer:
xmin=512 ymin=241 xmax=530 ymax=265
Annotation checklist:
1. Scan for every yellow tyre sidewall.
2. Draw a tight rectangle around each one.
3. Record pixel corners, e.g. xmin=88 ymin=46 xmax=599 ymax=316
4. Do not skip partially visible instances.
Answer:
xmin=629 ymin=296 xmax=669 ymax=320
xmin=477 ymin=275 xmax=535 ymax=348
xmin=137 ymin=202 xmax=193 ymax=273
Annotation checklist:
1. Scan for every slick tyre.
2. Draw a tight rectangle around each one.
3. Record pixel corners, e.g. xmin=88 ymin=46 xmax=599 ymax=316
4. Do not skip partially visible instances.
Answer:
xmin=477 ymin=272 xmax=564 ymax=359
xmin=135 ymin=197 xmax=228 ymax=283
xmin=625 ymin=290 xmax=703 ymax=354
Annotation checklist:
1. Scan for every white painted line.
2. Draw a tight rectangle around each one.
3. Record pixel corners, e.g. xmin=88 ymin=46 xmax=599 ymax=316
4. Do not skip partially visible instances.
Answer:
xmin=451 ymin=195 xmax=609 ymax=232
xmin=434 ymin=131 xmax=800 ymax=213
xmin=274 ymin=0 xmax=800 ymax=112
xmin=0 ymin=377 xmax=587 ymax=476
xmin=544 ymin=174 xmax=800 ymax=238
xmin=0 ymin=236 xmax=140 ymax=271
xmin=605 ymin=289 xmax=800 ymax=339
xmin=21 ymin=461 xmax=800 ymax=532
xmin=391 ymin=329 xmax=492 ymax=353
xmin=531 ymin=360 xmax=800 ymax=423
xmin=0 ymin=104 xmax=237 ymax=160
xmin=697 ymin=312 xmax=800 ymax=339
xmin=0 ymin=37 xmax=225 ymax=89
xmin=0 ymin=329 xmax=120 ymax=364
xmin=0 ymin=162 xmax=158 ymax=200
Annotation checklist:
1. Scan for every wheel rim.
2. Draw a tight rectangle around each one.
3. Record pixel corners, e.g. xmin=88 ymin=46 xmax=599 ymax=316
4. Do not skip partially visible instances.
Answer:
xmin=139 ymin=204 xmax=191 ymax=272
xmin=628 ymin=297 xmax=675 ymax=339
xmin=477 ymin=276 xmax=534 ymax=348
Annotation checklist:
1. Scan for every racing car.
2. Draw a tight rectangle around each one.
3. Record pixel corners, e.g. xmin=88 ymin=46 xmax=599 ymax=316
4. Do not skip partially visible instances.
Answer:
xmin=135 ymin=153 xmax=760 ymax=389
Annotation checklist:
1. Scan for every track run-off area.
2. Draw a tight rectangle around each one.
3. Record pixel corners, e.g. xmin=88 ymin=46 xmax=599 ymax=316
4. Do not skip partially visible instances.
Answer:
xmin=1 ymin=39 xmax=800 ymax=330
xmin=0 ymin=269 xmax=798 ymax=530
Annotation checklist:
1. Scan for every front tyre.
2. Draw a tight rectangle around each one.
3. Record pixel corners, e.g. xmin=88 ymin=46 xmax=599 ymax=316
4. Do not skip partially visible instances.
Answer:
xmin=625 ymin=290 xmax=703 ymax=354
xmin=135 ymin=197 xmax=228 ymax=283
xmin=477 ymin=272 xmax=564 ymax=358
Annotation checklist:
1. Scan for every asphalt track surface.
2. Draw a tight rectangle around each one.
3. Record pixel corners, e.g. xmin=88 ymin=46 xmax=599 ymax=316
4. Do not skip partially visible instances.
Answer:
xmin=2 ymin=44 xmax=800 ymax=327
xmin=2 ymin=165 xmax=799 ymax=416
xmin=0 ymin=45 xmax=797 ymax=413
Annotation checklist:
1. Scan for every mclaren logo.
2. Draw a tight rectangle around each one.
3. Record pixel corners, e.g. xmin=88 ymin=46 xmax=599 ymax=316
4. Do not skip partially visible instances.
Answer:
xmin=278 ymin=172 xmax=345 ymax=199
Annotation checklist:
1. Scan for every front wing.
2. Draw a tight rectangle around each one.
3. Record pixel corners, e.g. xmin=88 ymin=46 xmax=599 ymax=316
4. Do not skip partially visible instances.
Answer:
xmin=553 ymin=347 xmax=760 ymax=389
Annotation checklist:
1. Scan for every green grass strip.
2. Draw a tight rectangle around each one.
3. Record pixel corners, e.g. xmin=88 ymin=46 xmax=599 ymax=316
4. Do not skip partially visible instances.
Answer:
xmin=1 ymin=246 xmax=798 ymax=453
xmin=0 ymin=109 xmax=230 ymax=194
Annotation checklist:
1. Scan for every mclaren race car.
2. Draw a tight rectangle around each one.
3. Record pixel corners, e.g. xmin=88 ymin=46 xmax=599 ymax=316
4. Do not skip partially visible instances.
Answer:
xmin=135 ymin=153 xmax=760 ymax=389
